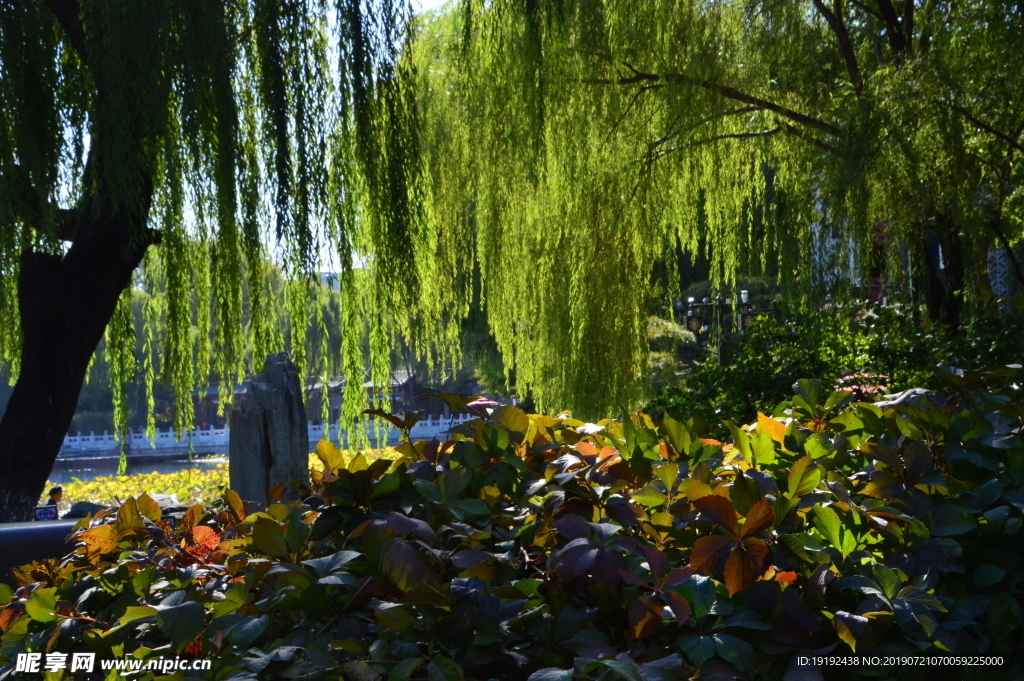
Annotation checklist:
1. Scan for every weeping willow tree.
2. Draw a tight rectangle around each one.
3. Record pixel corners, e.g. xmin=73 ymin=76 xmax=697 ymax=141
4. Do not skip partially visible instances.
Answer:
xmin=412 ymin=0 xmax=1024 ymax=416
xmin=0 ymin=0 xmax=433 ymax=522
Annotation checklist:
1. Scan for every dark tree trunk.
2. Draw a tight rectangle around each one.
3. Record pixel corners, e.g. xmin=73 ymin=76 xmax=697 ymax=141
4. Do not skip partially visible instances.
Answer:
xmin=943 ymin=229 xmax=965 ymax=328
xmin=0 ymin=207 xmax=153 ymax=522
xmin=921 ymin=218 xmax=964 ymax=329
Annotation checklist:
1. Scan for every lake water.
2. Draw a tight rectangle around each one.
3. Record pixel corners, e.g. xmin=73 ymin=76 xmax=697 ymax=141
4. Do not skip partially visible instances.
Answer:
xmin=47 ymin=455 xmax=228 ymax=484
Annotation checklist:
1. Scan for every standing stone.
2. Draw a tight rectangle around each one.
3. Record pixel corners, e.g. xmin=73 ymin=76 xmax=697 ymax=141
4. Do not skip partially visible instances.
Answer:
xmin=230 ymin=353 xmax=310 ymax=505
xmin=988 ymin=244 xmax=1017 ymax=316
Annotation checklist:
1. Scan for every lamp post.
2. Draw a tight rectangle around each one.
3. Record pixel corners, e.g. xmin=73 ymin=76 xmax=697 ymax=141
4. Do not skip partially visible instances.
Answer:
xmin=681 ymin=291 xmax=778 ymax=367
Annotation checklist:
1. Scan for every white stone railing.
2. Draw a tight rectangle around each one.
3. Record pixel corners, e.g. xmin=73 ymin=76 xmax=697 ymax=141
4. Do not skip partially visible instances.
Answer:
xmin=58 ymin=412 xmax=477 ymax=456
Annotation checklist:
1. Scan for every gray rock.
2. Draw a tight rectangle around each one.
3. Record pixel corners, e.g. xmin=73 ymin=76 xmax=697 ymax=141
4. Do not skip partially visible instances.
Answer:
xmin=63 ymin=501 xmax=110 ymax=519
xmin=229 ymin=353 xmax=310 ymax=505
xmin=147 ymin=493 xmax=181 ymax=509
xmin=874 ymin=388 xmax=933 ymax=409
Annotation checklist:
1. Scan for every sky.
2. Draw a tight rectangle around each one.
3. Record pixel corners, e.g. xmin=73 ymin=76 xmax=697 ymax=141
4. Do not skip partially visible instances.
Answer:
xmin=412 ymin=0 xmax=451 ymax=14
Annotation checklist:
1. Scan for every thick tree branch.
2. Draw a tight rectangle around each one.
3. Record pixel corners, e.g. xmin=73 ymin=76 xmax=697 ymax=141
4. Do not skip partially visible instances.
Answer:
xmin=812 ymin=0 xmax=862 ymax=91
xmin=782 ymin=123 xmax=840 ymax=155
xmin=9 ymin=163 xmax=77 ymax=241
xmin=589 ymin=65 xmax=842 ymax=137
xmin=942 ymin=102 xmax=1024 ymax=155
xmin=589 ymin=62 xmax=843 ymax=135
xmin=43 ymin=0 xmax=88 ymax=64
xmin=874 ymin=0 xmax=909 ymax=54
xmin=902 ymin=0 xmax=914 ymax=50
xmin=646 ymin=127 xmax=783 ymax=164
xmin=849 ymin=0 xmax=884 ymax=21
xmin=687 ymin=78 xmax=841 ymax=136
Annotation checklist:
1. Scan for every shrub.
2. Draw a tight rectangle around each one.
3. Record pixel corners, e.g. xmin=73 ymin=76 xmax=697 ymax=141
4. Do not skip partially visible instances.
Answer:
xmin=40 ymin=451 xmax=393 ymax=511
xmin=651 ymin=303 xmax=1024 ymax=430
xmin=40 ymin=464 xmax=230 ymax=512
xmin=2 ymin=367 xmax=1023 ymax=680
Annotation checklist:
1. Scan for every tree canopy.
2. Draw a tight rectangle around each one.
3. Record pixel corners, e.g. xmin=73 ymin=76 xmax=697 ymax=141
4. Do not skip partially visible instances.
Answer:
xmin=412 ymin=0 xmax=1024 ymax=416
xmin=2 ymin=0 xmax=1023 ymax=461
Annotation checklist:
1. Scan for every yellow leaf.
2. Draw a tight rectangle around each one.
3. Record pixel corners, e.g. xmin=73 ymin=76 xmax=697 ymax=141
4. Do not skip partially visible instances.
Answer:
xmin=136 ymin=493 xmax=162 ymax=523
xmin=79 ymin=524 xmax=119 ymax=557
xmin=181 ymin=503 xmax=206 ymax=533
xmin=315 ymin=439 xmax=345 ymax=472
xmin=114 ymin=498 xmax=145 ymax=537
xmin=680 ymin=478 xmax=712 ymax=500
xmin=834 ymin=616 xmax=858 ymax=651
xmin=348 ymin=451 xmax=368 ymax=472
xmin=758 ymin=413 xmax=787 ymax=445
xmin=224 ymin=489 xmax=246 ymax=523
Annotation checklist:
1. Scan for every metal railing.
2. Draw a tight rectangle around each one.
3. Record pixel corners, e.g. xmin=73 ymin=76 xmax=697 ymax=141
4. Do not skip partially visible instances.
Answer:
xmin=58 ymin=412 xmax=478 ymax=458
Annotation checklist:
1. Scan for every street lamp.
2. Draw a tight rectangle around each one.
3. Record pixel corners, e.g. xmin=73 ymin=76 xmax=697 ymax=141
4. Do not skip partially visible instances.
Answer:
xmin=685 ymin=297 xmax=703 ymax=333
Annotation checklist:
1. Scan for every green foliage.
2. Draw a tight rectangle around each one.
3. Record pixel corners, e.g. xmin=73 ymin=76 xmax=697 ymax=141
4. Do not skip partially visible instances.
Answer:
xmin=4 ymin=368 xmax=1024 ymax=679
xmin=652 ymin=303 xmax=1024 ymax=429
xmin=412 ymin=0 xmax=1024 ymax=417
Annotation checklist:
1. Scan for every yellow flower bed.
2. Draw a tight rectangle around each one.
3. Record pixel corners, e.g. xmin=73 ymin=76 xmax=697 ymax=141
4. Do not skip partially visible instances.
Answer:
xmin=44 ymin=447 xmax=392 ymax=510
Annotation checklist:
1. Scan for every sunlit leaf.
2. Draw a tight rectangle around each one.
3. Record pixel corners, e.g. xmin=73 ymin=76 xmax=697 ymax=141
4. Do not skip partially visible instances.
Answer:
xmin=114 ymin=497 xmax=145 ymax=536
xmin=724 ymin=547 xmax=752 ymax=596
xmin=740 ymin=499 xmax=774 ymax=538
xmin=315 ymin=439 xmax=345 ymax=472
xmin=787 ymin=456 xmax=820 ymax=498
xmin=136 ymin=493 xmax=162 ymax=522
xmin=628 ymin=593 xmax=662 ymax=638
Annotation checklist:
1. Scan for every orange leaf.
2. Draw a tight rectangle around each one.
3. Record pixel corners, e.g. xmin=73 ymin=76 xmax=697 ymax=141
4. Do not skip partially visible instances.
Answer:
xmin=193 ymin=526 xmax=221 ymax=550
xmin=775 ymin=571 xmax=799 ymax=583
xmin=757 ymin=413 xmax=786 ymax=444
xmin=699 ymin=438 xmax=722 ymax=446
xmin=724 ymin=547 xmax=753 ymax=596
xmin=0 ymin=604 xmax=24 ymax=631
xmin=596 ymin=447 xmax=621 ymax=472
xmin=268 ymin=484 xmax=287 ymax=502
xmin=693 ymin=495 xmax=739 ymax=536
xmin=689 ymin=535 xmax=732 ymax=574
xmin=740 ymin=499 xmax=775 ymax=538
xmin=628 ymin=593 xmax=662 ymax=639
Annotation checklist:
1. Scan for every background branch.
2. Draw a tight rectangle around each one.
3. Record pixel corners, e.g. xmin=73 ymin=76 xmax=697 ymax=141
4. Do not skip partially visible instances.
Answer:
xmin=43 ymin=0 xmax=88 ymax=63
